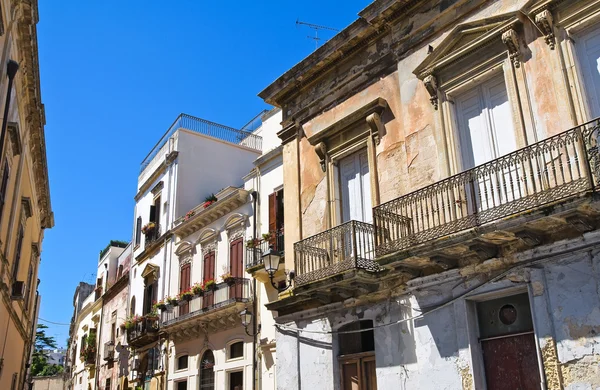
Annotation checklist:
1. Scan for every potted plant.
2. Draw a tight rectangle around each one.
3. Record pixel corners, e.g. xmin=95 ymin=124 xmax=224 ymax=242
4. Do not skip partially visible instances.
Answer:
xmin=246 ymin=238 xmax=260 ymax=248
xmin=203 ymin=278 xmax=216 ymax=291
xmin=166 ymin=296 xmax=179 ymax=307
xmin=153 ymin=299 xmax=168 ymax=312
xmin=221 ymin=272 xmax=235 ymax=286
xmin=183 ymin=210 xmax=195 ymax=221
xmin=141 ymin=222 xmax=156 ymax=234
xmin=192 ymin=282 xmax=204 ymax=296
xmin=145 ymin=310 xmax=159 ymax=321
xmin=262 ymin=232 xmax=274 ymax=241
xmin=203 ymin=194 xmax=218 ymax=209
xmin=179 ymin=288 xmax=194 ymax=302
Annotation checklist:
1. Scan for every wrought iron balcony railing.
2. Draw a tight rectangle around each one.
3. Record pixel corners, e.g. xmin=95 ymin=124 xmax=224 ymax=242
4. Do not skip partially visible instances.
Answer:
xmin=127 ymin=317 xmax=159 ymax=348
xmin=294 ymin=220 xmax=381 ymax=286
xmin=144 ymin=224 xmax=162 ymax=247
xmin=246 ymin=230 xmax=284 ymax=269
xmin=374 ymin=119 xmax=600 ymax=257
xmin=161 ymin=278 xmax=251 ymax=326
xmin=103 ymin=341 xmax=115 ymax=361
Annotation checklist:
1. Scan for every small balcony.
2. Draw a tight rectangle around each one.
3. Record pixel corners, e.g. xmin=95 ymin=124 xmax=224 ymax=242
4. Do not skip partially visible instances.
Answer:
xmin=127 ymin=317 xmax=159 ymax=348
xmin=83 ymin=350 xmax=96 ymax=367
xmin=246 ymin=230 xmax=284 ymax=270
xmin=161 ymin=278 xmax=251 ymax=334
xmin=373 ymin=119 xmax=600 ymax=266
xmin=144 ymin=223 xmax=162 ymax=247
xmin=294 ymin=220 xmax=381 ymax=286
xmin=103 ymin=341 xmax=115 ymax=361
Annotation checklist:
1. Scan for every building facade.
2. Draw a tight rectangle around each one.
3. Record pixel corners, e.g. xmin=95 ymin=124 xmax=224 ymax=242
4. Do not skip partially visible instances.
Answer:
xmin=0 ymin=1 xmax=53 ymax=389
xmin=259 ymin=0 xmax=600 ymax=389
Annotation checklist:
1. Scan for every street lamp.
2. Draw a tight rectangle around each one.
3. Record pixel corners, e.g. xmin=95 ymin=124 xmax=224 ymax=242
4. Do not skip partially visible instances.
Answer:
xmin=239 ymin=309 xmax=260 ymax=336
xmin=262 ymin=245 xmax=294 ymax=291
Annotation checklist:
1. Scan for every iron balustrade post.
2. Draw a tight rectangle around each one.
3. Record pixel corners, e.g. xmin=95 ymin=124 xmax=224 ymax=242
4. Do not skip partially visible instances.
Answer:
xmin=468 ymin=171 xmax=479 ymax=225
xmin=351 ymin=221 xmax=358 ymax=267
xmin=577 ymin=124 xmax=596 ymax=191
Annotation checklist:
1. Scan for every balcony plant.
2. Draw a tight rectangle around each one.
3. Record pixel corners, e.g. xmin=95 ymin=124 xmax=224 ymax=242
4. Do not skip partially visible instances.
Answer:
xmin=203 ymin=194 xmax=218 ymax=209
xmin=203 ymin=278 xmax=216 ymax=291
xmin=192 ymin=282 xmax=204 ymax=296
xmin=141 ymin=222 xmax=156 ymax=234
xmin=179 ymin=288 xmax=194 ymax=302
xmin=246 ymin=238 xmax=260 ymax=248
xmin=145 ymin=310 xmax=159 ymax=321
xmin=221 ymin=272 xmax=235 ymax=286
xmin=153 ymin=299 xmax=168 ymax=312
xmin=183 ymin=210 xmax=195 ymax=221
xmin=166 ymin=296 xmax=179 ymax=307
xmin=262 ymin=232 xmax=274 ymax=241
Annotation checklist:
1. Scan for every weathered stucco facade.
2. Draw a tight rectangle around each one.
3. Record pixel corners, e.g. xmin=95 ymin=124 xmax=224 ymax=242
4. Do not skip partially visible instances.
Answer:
xmin=260 ymin=0 xmax=600 ymax=389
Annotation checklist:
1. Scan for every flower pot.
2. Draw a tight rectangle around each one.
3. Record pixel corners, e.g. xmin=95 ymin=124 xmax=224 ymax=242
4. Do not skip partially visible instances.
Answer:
xmin=193 ymin=290 xmax=204 ymax=297
xmin=182 ymin=294 xmax=193 ymax=302
xmin=156 ymin=303 xmax=167 ymax=311
xmin=168 ymin=300 xmax=179 ymax=307
xmin=224 ymin=278 xmax=236 ymax=286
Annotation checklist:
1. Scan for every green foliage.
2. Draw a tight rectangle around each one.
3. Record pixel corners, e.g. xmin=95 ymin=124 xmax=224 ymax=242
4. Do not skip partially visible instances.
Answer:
xmin=31 ymin=324 xmax=64 ymax=377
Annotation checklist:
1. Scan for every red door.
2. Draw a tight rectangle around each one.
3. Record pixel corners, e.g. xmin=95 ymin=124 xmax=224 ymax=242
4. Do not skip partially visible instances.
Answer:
xmin=179 ymin=264 xmax=190 ymax=316
xmin=482 ymin=333 xmax=541 ymax=390
xmin=229 ymin=239 xmax=244 ymax=299
xmin=203 ymin=252 xmax=215 ymax=309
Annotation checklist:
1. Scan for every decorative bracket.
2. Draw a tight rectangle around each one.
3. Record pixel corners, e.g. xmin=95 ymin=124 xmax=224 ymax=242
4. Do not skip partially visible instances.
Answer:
xmin=423 ymin=73 xmax=439 ymax=110
xmin=535 ymin=9 xmax=555 ymax=50
xmin=502 ymin=29 xmax=521 ymax=68
xmin=366 ymin=112 xmax=385 ymax=145
xmin=315 ymin=142 xmax=328 ymax=172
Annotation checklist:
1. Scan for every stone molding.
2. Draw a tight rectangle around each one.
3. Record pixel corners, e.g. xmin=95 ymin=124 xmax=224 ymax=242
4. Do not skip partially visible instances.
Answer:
xmin=535 ymin=9 xmax=555 ymax=49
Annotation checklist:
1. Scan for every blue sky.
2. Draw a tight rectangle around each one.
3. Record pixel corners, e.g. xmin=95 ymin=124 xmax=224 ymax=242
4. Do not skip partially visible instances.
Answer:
xmin=37 ymin=1 xmax=370 ymax=346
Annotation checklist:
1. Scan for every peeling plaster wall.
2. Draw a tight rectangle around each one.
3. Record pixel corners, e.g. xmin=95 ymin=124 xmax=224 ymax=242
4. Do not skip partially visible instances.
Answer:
xmin=276 ymin=253 xmax=600 ymax=389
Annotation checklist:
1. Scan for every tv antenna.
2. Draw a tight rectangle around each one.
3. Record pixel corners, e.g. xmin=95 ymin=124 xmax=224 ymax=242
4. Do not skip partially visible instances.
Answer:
xmin=296 ymin=19 xmax=339 ymax=49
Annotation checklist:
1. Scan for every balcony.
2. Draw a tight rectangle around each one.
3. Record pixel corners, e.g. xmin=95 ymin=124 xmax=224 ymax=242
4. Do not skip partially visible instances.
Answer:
xmin=144 ymin=224 xmax=162 ymax=247
xmin=294 ymin=221 xmax=381 ymax=286
xmin=246 ymin=230 xmax=284 ymax=270
xmin=103 ymin=341 xmax=115 ymax=361
xmin=127 ymin=317 xmax=159 ymax=348
xmin=374 ymin=119 xmax=600 ymax=265
xmin=161 ymin=278 xmax=251 ymax=335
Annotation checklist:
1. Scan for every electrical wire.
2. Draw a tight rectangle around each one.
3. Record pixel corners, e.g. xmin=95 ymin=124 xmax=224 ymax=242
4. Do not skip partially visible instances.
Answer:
xmin=275 ymin=254 xmax=561 ymax=335
xmin=38 ymin=318 xmax=71 ymax=326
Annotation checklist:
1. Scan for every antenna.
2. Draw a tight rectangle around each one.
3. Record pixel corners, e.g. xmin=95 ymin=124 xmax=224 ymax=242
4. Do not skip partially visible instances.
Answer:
xmin=296 ymin=19 xmax=339 ymax=49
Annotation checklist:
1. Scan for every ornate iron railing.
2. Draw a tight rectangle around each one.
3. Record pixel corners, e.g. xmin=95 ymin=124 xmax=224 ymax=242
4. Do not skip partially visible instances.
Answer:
xmin=140 ymin=113 xmax=263 ymax=173
xmin=374 ymin=119 xmax=600 ymax=257
xmin=144 ymin=224 xmax=162 ymax=247
xmin=294 ymin=220 xmax=380 ymax=285
xmin=126 ymin=317 xmax=159 ymax=347
xmin=161 ymin=278 xmax=251 ymax=326
xmin=246 ymin=230 xmax=284 ymax=269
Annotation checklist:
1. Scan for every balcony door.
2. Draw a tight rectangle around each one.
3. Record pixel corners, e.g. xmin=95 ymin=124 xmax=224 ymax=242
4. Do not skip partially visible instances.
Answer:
xmin=229 ymin=238 xmax=244 ymax=299
xmin=577 ymin=25 xmax=600 ymax=119
xmin=179 ymin=264 xmax=190 ymax=316
xmin=455 ymin=74 xmax=518 ymax=211
xmin=340 ymin=149 xmax=372 ymax=224
xmin=203 ymin=251 xmax=215 ymax=309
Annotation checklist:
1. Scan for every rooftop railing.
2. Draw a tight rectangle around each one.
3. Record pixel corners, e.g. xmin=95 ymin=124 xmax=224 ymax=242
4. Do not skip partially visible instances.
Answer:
xmin=140 ymin=113 xmax=263 ymax=173
xmin=374 ymin=119 xmax=600 ymax=257
xmin=294 ymin=220 xmax=381 ymax=285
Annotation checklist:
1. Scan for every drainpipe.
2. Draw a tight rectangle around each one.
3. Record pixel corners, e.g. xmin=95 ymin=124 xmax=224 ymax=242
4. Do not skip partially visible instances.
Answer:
xmin=250 ymin=190 xmax=258 ymax=390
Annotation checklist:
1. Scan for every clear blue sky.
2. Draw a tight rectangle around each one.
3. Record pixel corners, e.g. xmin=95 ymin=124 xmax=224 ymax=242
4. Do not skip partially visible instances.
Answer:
xmin=37 ymin=1 xmax=370 ymax=346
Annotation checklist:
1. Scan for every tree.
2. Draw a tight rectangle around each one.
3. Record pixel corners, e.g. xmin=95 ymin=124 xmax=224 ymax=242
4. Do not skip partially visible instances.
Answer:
xmin=30 ymin=324 xmax=64 ymax=376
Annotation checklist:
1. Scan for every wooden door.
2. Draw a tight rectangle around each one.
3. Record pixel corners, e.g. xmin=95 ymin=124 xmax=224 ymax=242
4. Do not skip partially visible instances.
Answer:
xmin=482 ymin=333 xmax=541 ymax=390
xmin=179 ymin=264 xmax=190 ymax=316
xmin=203 ymin=252 xmax=215 ymax=309
xmin=340 ymin=355 xmax=377 ymax=390
xmin=229 ymin=238 xmax=244 ymax=299
xmin=341 ymin=359 xmax=360 ymax=390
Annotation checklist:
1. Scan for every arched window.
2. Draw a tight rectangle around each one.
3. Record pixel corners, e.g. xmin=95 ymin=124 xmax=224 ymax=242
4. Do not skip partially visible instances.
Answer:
xmin=228 ymin=341 xmax=244 ymax=360
xmin=199 ymin=350 xmax=215 ymax=390
xmin=130 ymin=296 xmax=136 ymax=317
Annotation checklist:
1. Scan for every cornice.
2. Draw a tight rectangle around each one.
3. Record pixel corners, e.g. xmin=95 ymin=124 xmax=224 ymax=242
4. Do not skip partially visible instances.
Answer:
xmin=13 ymin=0 xmax=53 ymax=229
xmin=134 ymin=151 xmax=178 ymax=201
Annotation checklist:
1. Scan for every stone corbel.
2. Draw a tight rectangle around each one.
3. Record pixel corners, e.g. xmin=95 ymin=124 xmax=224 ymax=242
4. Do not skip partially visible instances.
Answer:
xmin=423 ymin=74 xmax=439 ymax=110
xmin=502 ymin=29 xmax=521 ymax=68
xmin=535 ymin=9 xmax=555 ymax=50
xmin=315 ymin=142 xmax=328 ymax=172
xmin=366 ymin=112 xmax=385 ymax=145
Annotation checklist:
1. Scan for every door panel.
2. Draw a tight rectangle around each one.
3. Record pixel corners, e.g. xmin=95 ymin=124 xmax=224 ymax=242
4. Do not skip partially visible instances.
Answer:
xmin=341 ymin=361 xmax=360 ymax=390
xmin=578 ymin=26 xmax=600 ymax=118
xmin=229 ymin=239 xmax=244 ymax=299
xmin=179 ymin=264 xmax=190 ymax=316
xmin=481 ymin=333 xmax=541 ymax=390
xmin=203 ymin=252 xmax=215 ymax=309
xmin=340 ymin=150 xmax=372 ymax=223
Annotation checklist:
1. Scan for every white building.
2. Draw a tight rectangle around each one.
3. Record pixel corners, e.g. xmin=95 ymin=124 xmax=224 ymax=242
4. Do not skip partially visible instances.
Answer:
xmin=127 ymin=113 xmax=262 ymax=390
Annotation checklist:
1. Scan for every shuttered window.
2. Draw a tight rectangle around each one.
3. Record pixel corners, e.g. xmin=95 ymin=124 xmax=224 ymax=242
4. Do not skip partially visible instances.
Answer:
xmin=179 ymin=263 xmax=191 ymax=315
xmin=12 ymin=225 xmax=24 ymax=280
xmin=135 ymin=217 xmax=142 ymax=245
xmin=0 ymin=162 xmax=9 ymax=226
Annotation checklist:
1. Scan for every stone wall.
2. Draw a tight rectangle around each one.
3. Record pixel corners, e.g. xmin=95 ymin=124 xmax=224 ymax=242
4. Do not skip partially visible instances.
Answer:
xmin=32 ymin=376 xmax=65 ymax=390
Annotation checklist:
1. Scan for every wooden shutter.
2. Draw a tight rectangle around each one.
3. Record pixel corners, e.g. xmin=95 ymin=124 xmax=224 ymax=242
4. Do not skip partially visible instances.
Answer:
xmin=135 ymin=217 xmax=142 ymax=245
xmin=179 ymin=264 xmax=191 ymax=316
xmin=154 ymin=196 xmax=161 ymax=226
xmin=229 ymin=239 xmax=244 ymax=298
xmin=268 ymin=193 xmax=277 ymax=234
xmin=203 ymin=252 xmax=215 ymax=308
xmin=12 ymin=225 xmax=24 ymax=280
xmin=149 ymin=205 xmax=156 ymax=223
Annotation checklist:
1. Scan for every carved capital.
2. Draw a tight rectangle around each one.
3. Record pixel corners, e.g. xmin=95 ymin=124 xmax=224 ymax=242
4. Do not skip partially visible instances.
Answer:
xmin=366 ymin=112 xmax=385 ymax=145
xmin=502 ymin=29 xmax=521 ymax=68
xmin=535 ymin=10 xmax=555 ymax=50
xmin=423 ymin=74 xmax=439 ymax=110
xmin=315 ymin=142 xmax=328 ymax=172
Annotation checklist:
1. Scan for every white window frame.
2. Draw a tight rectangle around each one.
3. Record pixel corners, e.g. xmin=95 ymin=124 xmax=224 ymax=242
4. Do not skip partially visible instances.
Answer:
xmin=226 ymin=340 xmax=245 ymax=362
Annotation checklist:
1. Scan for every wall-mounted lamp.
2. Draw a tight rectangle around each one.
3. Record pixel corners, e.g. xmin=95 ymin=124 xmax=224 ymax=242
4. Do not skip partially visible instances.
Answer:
xmin=262 ymin=245 xmax=294 ymax=292
xmin=240 ymin=309 xmax=260 ymax=336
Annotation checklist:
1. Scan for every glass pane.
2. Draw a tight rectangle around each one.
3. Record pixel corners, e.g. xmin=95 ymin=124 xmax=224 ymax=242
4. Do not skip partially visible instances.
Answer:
xmin=229 ymin=342 xmax=244 ymax=359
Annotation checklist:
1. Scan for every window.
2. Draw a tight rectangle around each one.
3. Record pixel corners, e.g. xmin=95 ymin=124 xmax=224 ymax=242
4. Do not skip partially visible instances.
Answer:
xmin=268 ymin=189 xmax=284 ymax=241
xmin=576 ymin=24 xmax=600 ymax=119
xmin=176 ymin=381 xmax=188 ymax=390
xmin=229 ymin=239 xmax=243 ymax=298
xmin=203 ymin=251 xmax=215 ymax=309
xmin=199 ymin=350 xmax=215 ymax=390
xmin=338 ymin=149 xmax=372 ymax=223
xmin=24 ymin=263 xmax=33 ymax=310
xmin=105 ymin=378 xmax=111 ymax=390
xmin=228 ymin=342 xmax=244 ymax=360
xmin=154 ymin=195 xmax=161 ymax=227
xmin=0 ymin=162 xmax=9 ymax=225
xmin=148 ymin=345 xmax=161 ymax=373
xmin=177 ymin=355 xmax=188 ymax=370
xmin=130 ymin=296 xmax=136 ymax=317
xmin=11 ymin=224 xmax=24 ymax=280
xmin=338 ymin=320 xmax=376 ymax=390
xmin=179 ymin=263 xmax=191 ymax=316
xmin=135 ymin=217 xmax=142 ymax=246
xmin=110 ymin=311 xmax=117 ymax=343
xmin=229 ymin=371 xmax=243 ymax=390
xmin=142 ymin=279 xmax=157 ymax=315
